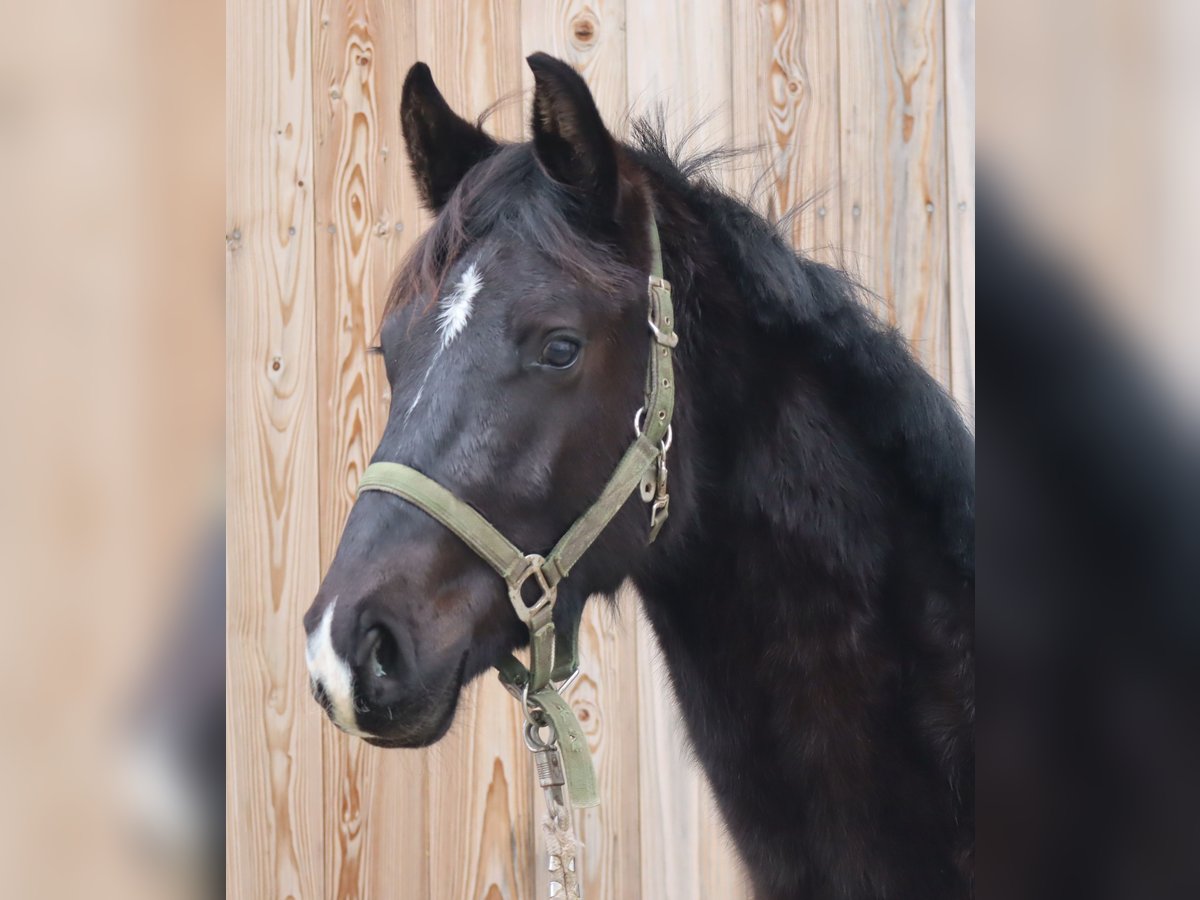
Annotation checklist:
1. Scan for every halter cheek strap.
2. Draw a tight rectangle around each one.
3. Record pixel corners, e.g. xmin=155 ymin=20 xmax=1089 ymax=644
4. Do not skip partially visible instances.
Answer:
xmin=356 ymin=214 xmax=676 ymax=809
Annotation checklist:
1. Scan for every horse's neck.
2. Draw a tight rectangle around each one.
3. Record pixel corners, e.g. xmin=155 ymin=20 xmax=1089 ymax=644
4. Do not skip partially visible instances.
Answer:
xmin=626 ymin=211 xmax=975 ymax=895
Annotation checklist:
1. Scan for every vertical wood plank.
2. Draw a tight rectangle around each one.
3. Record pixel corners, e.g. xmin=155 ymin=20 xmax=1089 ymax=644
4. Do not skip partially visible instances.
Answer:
xmin=562 ymin=603 xmax=642 ymax=900
xmin=625 ymin=4 xmax=750 ymax=895
xmin=311 ymin=0 xmax=431 ymax=896
xmin=520 ymin=10 xmax=643 ymax=898
xmin=412 ymin=5 xmax=537 ymax=897
xmin=520 ymin=0 xmax=628 ymax=127
xmin=838 ymin=0 xmax=951 ymax=380
xmin=426 ymin=677 xmax=537 ymax=899
xmin=626 ymin=0 xmax=735 ymax=188
xmin=226 ymin=0 xmax=325 ymax=894
xmin=418 ymin=0 xmax=526 ymax=141
xmin=634 ymin=601 xmax=701 ymax=899
xmin=945 ymin=0 xmax=975 ymax=420
xmin=731 ymin=0 xmax=843 ymax=266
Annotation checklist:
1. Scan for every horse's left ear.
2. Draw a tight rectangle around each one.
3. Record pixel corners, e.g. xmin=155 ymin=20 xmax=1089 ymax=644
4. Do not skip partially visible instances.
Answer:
xmin=527 ymin=53 xmax=619 ymax=219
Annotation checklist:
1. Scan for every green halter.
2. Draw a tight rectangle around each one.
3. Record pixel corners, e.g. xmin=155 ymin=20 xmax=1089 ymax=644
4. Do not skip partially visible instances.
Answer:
xmin=357 ymin=216 xmax=677 ymax=808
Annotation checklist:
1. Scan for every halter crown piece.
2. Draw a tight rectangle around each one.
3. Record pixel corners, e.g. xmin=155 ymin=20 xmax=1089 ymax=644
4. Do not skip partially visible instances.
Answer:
xmin=356 ymin=213 xmax=676 ymax=884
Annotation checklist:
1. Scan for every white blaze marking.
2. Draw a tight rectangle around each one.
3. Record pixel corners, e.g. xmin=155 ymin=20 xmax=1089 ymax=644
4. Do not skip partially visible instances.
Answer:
xmin=305 ymin=598 xmax=367 ymax=737
xmin=404 ymin=262 xmax=483 ymax=422
xmin=436 ymin=262 xmax=481 ymax=347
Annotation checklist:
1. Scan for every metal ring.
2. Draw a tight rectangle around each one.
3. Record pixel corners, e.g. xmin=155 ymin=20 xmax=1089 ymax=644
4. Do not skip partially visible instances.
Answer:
xmin=523 ymin=718 xmax=557 ymax=752
xmin=519 ymin=682 xmax=547 ymax=731
xmin=635 ymin=408 xmax=673 ymax=450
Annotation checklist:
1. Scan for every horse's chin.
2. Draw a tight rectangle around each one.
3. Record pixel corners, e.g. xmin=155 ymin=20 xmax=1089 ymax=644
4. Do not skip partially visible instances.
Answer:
xmin=360 ymin=700 xmax=456 ymax=749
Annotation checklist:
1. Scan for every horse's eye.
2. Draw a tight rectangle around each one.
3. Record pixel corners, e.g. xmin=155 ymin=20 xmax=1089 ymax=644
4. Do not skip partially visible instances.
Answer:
xmin=539 ymin=337 xmax=581 ymax=369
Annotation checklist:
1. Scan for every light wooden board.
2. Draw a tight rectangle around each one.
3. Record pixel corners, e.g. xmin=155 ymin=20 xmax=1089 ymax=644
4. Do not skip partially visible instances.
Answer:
xmin=626 ymin=0 xmax=735 ymax=187
xmin=310 ymin=0 xmax=430 ymax=896
xmin=945 ymin=0 xmax=976 ymax=422
xmin=563 ymin=601 xmax=643 ymax=900
xmin=226 ymin=0 xmax=325 ymax=894
xmin=731 ymin=0 xmax=843 ymax=266
xmin=521 ymin=0 xmax=628 ymax=128
xmin=838 ymin=0 xmax=951 ymax=379
xmin=633 ymin=601 xmax=703 ymax=899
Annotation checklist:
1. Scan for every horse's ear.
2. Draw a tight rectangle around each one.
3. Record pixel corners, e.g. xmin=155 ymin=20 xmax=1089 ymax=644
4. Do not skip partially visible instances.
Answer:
xmin=401 ymin=62 xmax=498 ymax=211
xmin=527 ymin=53 xmax=619 ymax=219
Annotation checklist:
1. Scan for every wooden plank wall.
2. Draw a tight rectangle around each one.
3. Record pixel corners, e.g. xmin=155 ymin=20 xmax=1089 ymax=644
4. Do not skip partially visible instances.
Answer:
xmin=227 ymin=0 xmax=975 ymax=896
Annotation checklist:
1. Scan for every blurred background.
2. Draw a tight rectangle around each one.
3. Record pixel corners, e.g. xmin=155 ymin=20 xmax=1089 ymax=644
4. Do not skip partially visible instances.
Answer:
xmin=0 ymin=0 xmax=1196 ymax=897
xmin=0 ymin=0 xmax=222 ymax=897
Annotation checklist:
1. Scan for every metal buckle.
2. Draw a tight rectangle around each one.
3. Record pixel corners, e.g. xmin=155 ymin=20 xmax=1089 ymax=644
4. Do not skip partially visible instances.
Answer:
xmin=647 ymin=276 xmax=677 ymax=347
xmin=508 ymin=553 xmax=555 ymax=624
xmin=648 ymin=317 xmax=679 ymax=348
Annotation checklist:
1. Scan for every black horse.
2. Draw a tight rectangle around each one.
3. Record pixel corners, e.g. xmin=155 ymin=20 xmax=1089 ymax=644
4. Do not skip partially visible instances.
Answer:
xmin=304 ymin=53 xmax=975 ymax=899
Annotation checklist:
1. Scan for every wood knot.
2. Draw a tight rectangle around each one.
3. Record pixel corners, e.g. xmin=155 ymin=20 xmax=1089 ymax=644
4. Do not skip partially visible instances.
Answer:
xmin=570 ymin=13 xmax=597 ymax=48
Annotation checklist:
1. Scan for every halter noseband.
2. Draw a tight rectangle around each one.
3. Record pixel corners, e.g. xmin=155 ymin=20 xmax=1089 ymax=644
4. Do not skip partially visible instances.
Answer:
xmin=356 ymin=214 xmax=677 ymax=808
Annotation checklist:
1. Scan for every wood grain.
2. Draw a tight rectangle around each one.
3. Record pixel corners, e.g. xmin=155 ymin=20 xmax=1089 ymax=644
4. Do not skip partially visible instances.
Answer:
xmin=732 ymin=0 xmax=843 ymax=266
xmin=945 ymin=0 xmax=975 ymax=421
xmin=626 ymin=0 xmax=735 ymax=188
xmin=226 ymin=0 xmax=325 ymax=894
xmin=634 ymin=600 xmax=702 ymax=899
xmin=417 ymin=0 xmax=526 ymax=142
xmin=311 ymin=0 xmax=430 ymax=896
xmin=838 ymin=0 xmax=951 ymax=379
xmin=560 ymin=601 xmax=642 ymax=899
xmin=521 ymin=0 xmax=628 ymax=128
xmin=426 ymin=676 xmax=537 ymax=898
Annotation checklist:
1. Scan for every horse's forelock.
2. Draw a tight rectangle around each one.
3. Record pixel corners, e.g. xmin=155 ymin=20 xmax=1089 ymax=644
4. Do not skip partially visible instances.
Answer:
xmin=385 ymin=144 xmax=640 ymax=320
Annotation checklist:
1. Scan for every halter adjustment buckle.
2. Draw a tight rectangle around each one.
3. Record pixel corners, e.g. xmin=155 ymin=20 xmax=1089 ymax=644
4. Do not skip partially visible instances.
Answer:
xmin=509 ymin=553 xmax=556 ymax=625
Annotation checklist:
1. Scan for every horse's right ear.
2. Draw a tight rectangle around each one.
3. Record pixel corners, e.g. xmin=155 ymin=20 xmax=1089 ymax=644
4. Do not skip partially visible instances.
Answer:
xmin=401 ymin=63 xmax=498 ymax=211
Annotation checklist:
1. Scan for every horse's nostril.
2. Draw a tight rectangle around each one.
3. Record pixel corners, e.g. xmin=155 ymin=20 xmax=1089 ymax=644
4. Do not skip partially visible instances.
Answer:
xmin=363 ymin=624 xmax=399 ymax=680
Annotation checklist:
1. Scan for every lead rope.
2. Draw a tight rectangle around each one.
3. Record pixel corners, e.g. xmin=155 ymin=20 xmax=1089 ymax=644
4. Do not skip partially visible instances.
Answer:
xmin=518 ymin=667 xmax=584 ymax=898
xmin=543 ymin=815 xmax=581 ymax=899
xmin=531 ymin=731 xmax=581 ymax=899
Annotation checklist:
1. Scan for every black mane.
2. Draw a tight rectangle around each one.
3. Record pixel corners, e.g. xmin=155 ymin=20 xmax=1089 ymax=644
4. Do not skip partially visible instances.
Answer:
xmin=627 ymin=119 xmax=974 ymax=580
